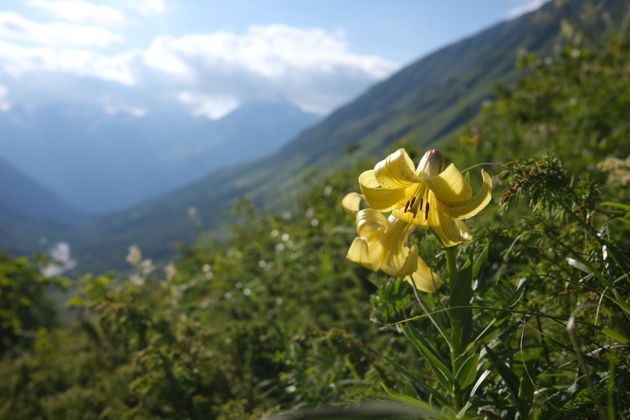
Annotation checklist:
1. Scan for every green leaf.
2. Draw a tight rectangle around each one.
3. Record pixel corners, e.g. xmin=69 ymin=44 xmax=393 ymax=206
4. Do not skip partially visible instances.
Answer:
xmin=483 ymin=345 xmax=520 ymax=402
xmin=380 ymin=384 xmax=458 ymax=420
xmin=456 ymin=402 xmax=472 ymax=419
xmin=538 ymin=378 xmax=588 ymax=418
xmin=472 ymin=243 xmax=489 ymax=279
xmin=600 ymin=201 xmax=630 ymax=211
xmin=455 ymin=352 xmax=479 ymax=390
xmin=269 ymin=398 xmax=457 ymax=419
xmin=402 ymin=325 xmax=454 ymax=392
xmin=518 ymin=375 xmax=535 ymax=418
xmin=65 ymin=295 xmax=85 ymax=308
xmin=381 ymin=383 xmax=430 ymax=408
xmin=450 ymin=258 xmax=473 ymax=349
xmin=601 ymin=328 xmax=629 ymax=344
xmin=371 ymin=349 xmax=447 ymax=405
xmin=487 ymin=317 xmax=529 ymax=350
xmin=469 ymin=318 xmax=496 ymax=349
xmin=469 ymin=369 xmax=491 ymax=399
xmin=605 ymin=294 xmax=630 ymax=317
xmin=451 ymin=258 xmax=473 ymax=308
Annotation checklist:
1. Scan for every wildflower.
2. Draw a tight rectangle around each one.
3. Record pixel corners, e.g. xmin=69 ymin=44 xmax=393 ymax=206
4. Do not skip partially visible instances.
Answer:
xmin=597 ymin=155 xmax=630 ymax=187
xmin=139 ymin=259 xmax=155 ymax=276
xmin=342 ymin=192 xmax=442 ymax=292
xmin=126 ymin=245 xmax=142 ymax=266
xmin=359 ymin=148 xmax=492 ymax=247
xmin=129 ymin=274 xmax=144 ymax=286
xmin=458 ymin=134 xmax=479 ymax=145
xmin=164 ymin=263 xmax=177 ymax=281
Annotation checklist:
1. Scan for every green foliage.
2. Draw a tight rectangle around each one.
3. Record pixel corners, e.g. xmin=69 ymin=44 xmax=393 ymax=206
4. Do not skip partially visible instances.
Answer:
xmin=0 ymin=169 xmax=394 ymax=419
xmin=0 ymin=253 xmax=66 ymax=356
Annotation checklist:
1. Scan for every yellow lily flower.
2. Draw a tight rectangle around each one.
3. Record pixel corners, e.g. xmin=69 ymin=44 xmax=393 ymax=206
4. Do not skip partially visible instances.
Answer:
xmin=342 ymin=192 xmax=442 ymax=293
xmin=359 ymin=148 xmax=492 ymax=247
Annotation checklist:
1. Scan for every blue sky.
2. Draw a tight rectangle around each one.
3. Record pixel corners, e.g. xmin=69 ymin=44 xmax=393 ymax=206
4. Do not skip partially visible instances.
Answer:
xmin=0 ymin=0 xmax=548 ymax=118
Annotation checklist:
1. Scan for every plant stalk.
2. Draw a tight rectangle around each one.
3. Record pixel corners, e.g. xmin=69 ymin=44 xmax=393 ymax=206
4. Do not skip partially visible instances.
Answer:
xmin=445 ymin=246 xmax=464 ymax=412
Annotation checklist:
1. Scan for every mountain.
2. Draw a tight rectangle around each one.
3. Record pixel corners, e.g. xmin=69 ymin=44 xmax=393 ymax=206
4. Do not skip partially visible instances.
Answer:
xmin=0 ymin=156 xmax=83 ymax=223
xmin=0 ymin=156 xmax=84 ymax=256
xmin=0 ymin=101 xmax=320 ymax=213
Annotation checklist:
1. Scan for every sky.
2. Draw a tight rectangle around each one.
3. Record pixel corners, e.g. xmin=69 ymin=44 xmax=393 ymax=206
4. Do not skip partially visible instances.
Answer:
xmin=0 ymin=0 xmax=549 ymax=119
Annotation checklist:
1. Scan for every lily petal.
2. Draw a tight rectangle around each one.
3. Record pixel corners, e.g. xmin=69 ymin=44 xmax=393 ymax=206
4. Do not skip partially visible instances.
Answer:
xmin=379 ymin=216 xmax=415 ymax=253
xmin=444 ymin=170 xmax=493 ymax=219
xmin=359 ymin=170 xmax=407 ymax=211
xmin=426 ymin=163 xmax=472 ymax=204
xmin=356 ymin=208 xmax=388 ymax=240
xmin=379 ymin=216 xmax=418 ymax=276
xmin=347 ymin=237 xmax=381 ymax=271
xmin=383 ymin=243 xmax=418 ymax=277
xmin=430 ymin=207 xmax=472 ymax=247
xmin=409 ymin=258 xmax=443 ymax=293
xmin=374 ymin=148 xmax=421 ymax=188
xmin=341 ymin=192 xmax=362 ymax=217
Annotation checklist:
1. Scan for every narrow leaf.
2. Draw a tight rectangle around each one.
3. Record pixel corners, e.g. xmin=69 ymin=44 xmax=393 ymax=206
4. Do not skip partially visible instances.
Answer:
xmin=402 ymin=325 xmax=454 ymax=392
xmin=371 ymin=349 xmax=447 ymax=405
xmin=605 ymin=294 xmax=630 ymax=317
xmin=455 ymin=352 xmax=479 ymax=390
xmin=483 ymin=345 xmax=520 ymax=403
xmin=380 ymin=385 xmax=459 ymax=420
xmin=600 ymin=201 xmax=630 ymax=211
xmin=472 ymin=243 xmax=489 ymax=278
xmin=518 ymin=375 xmax=535 ymax=418
xmin=469 ymin=369 xmax=491 ymax=399
xmin=601 ymin=328 xmax=629 ymax=344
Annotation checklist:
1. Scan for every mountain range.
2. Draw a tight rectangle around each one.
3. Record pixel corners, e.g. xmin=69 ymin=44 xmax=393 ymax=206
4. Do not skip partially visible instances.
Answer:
xmin=0 ymin=156 xmax=82 ymax=256
xmin=0 ymin=101 xmax=319 ymax=212
xmin=0 ymin=0 xmax=621 ymax=272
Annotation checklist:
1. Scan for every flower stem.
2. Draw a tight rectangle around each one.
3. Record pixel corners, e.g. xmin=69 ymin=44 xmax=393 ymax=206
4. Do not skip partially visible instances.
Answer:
xmin=445 ymin=247 xmax=458 ymax=286
xmin=445 ymin=246 xmax=464 ymax=412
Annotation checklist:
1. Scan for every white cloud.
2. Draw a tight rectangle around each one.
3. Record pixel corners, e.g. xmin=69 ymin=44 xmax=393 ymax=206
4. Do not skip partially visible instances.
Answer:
xmin=0 ymin=85 xmax=11 ymax=111
xmin=508 ymin=0 xmax=551 ymax=18
xmin=30 ymin=1 xmax=125 ymax=24
xmin=0 ymin=38 xmax=135 ymax=84
xmin=0 ymin=22 xmax=398 ymax=115
xmin=178 ymin=91 xmax=239 ymax=119
xmin=143 ymin=36 xmax=190 ymax=77
xmin=146 ymin=25 xmax=394 ymax=80
xmin=103 ymin=103 xmax=146 ymax=117
xmin=139 ymin=25 xmax=398 ymax=113
xmin=133 ymin=0 xmax=166 ymax=15
xmin=0 ymin=11 xmax=122 ymax=47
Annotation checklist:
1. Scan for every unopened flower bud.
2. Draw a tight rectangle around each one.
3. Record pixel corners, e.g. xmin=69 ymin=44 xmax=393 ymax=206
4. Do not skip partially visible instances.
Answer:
xmin=416 ymin=149 xmax=443 ymax=176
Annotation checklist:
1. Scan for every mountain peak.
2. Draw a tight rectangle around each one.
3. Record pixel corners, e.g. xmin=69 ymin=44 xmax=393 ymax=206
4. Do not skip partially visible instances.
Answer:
xmin=219 ymin=101 xmax=320 ymax=122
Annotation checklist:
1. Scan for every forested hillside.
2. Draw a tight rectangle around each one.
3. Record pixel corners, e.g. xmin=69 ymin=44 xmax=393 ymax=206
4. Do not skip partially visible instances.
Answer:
xmin=1 ymin=8 xmax=628 ymax=418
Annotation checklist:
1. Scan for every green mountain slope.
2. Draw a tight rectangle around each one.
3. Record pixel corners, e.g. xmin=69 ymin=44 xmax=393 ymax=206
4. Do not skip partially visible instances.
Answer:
xmin=0 ymin=156 xmax=84 ymax=222
xmin=0 ymin=156 xmax=84 ymax=255
xmin=62 ymin=0 xmax=627 ymax=270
